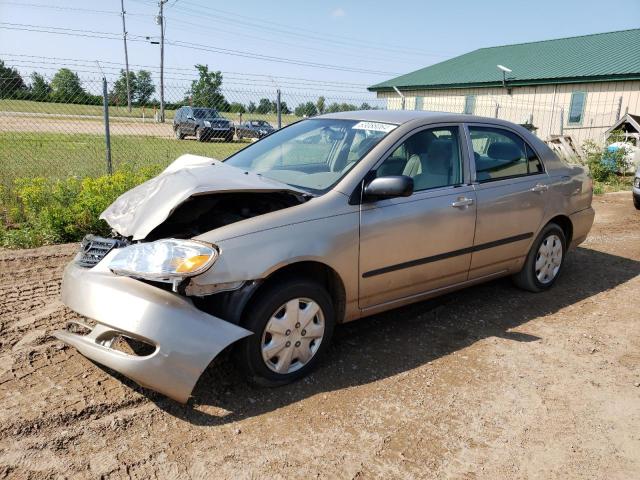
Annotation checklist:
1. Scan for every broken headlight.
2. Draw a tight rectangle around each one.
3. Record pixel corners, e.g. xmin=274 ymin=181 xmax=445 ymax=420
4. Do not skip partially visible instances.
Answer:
xmin=108 ymin=239 xmax=218 ymax=282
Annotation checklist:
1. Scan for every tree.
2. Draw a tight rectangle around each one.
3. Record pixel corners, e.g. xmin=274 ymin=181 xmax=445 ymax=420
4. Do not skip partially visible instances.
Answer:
xmin=247 ymin=101 xmax=256 ymax=113
xmin=0 ymin=60 xmax=27 ymax=99
xmin=110 ymin=69 xmax=136 ymax=106
xmin=187 ymin=64 xmax=229 ymax=111
xmin=228 ymin=102 xmax=246 ymax=113
xmin=50 ymin=68 xmax=85 ymax=101
xmin=256 ymin=97 xmax=272 ymax=114
xmin=294 ymin=101 xmax=318 ymax=117
xmin=280 ymin=101 xmax=291 ymax=114
xmin=359 ymin=102 xmax=372 ymax=110
xmin=326 ymin=102 xmax=357 ymax=113
xmin=316 ymin=96 xmax=326 ymax=115
xmin=135 ymin=70 xmax=155 ymax=104
xmin=30 ymin=72 xmax=51 ymax=100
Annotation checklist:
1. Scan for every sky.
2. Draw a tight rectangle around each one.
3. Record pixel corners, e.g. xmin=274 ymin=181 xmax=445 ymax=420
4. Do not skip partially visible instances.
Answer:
xmin=1 ymin=0 xmax=639 ymax=104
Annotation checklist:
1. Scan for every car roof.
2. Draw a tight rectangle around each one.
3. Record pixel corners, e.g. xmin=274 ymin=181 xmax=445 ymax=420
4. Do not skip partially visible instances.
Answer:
xmin=317 ymin=109 xmax=522 ymax=128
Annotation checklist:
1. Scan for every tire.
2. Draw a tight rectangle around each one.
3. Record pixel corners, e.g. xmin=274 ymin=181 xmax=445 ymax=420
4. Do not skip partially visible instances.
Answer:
xmin=195 ymin=128 xmax=206 ymax=142
xmin=174 ymin=126 xmax=184 ymax=140
xmin=634 ymin=194 xmax=640 ymax=210
xmin=234 ymin=278 xmax=335 ymax=386
xmin=512 ymin=223 xmax=566 ymax=292
xmin=225 ymin=132 xmax=234 ymax=142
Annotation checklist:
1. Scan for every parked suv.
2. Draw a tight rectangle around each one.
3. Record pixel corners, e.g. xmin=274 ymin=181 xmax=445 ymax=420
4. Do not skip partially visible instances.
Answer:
xmin=57 ymin=111 xmax=594 ymax=403
xmin=173 ymin=107 xmax=234 ymax=142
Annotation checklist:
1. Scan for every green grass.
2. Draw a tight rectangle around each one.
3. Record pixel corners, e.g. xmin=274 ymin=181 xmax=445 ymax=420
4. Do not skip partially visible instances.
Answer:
xmin=0 ymin=132 xmax=248 ymax=194
xmin=593 ymin=175 xmax=634 ymax=195
xmin=0 ymin=99 xmax=301 ymax=125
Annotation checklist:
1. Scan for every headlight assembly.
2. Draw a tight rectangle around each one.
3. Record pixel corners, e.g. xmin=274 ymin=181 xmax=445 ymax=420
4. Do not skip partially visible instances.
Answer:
xmin=204 ymin=120 xmax=212 ymax=127
xmin=108 ymin=239 xmax=218 ymax=285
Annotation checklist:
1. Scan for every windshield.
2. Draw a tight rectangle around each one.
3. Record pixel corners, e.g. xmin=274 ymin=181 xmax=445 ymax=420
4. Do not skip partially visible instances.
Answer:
xmin=224 ymin=119 xmax=396 ymax=193
xmin=193 ymin=108 xmax=220 ymax=119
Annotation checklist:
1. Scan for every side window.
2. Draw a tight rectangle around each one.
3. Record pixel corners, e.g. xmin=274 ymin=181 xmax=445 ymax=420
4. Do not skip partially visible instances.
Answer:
xmin=376 ymin=126 xmax=462 ymax=192
xmin=469 ymin=126 xmax=543 ymax=182
xmin=568 ymin=91 xmax=586 ymax=124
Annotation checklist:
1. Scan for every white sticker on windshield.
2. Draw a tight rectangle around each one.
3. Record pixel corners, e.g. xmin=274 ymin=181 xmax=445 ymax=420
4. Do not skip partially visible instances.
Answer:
xmin=352 ymin=121 xmax=397 ymax=133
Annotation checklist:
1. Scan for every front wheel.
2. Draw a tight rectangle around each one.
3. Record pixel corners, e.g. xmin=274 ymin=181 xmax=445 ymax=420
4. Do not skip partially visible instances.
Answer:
xmin=512 ymin=223 xmax=566 ymax=292
xmin=195 ymin=128 xmax=207 ymax=142
xmin=634 ymin=194 xmax=640 ymax=210
xmin=174 ymin=126 xmax=184 ymax=140
xmin=234 ymin=278 xmax=335 ymax=386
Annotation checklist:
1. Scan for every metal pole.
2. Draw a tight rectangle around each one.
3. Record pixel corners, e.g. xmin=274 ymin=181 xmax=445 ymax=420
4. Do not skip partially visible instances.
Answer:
xmin=120 ymin=0 xmax=132 ymax=112
xmin=276 ymin=89 xmax=282 ymax=129
xmin=615 ymin=96 xmax=622 ymax=121
xmin=158 ymin=0 xmax=167 ymax=123
xmin=560 ymin=107 xmax=564 ymax=136
xmin=494 ymin=102 xmax=499 ymax=118
xmin=102 ymin=77 xmax=112 ymax=175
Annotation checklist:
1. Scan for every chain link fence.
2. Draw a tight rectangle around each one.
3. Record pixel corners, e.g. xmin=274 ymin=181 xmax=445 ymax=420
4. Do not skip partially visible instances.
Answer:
xmin=1 ymin=61 xmax=633 ymax=203
xmin=0 ymin=69 xmax=385 ymax=199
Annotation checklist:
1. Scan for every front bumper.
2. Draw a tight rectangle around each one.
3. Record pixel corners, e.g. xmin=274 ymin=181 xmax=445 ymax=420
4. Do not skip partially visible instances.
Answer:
xmin=55 ymin=250 xmax=251 ymax=403
xmin=203 ymin=127 xmax=232 ymax=137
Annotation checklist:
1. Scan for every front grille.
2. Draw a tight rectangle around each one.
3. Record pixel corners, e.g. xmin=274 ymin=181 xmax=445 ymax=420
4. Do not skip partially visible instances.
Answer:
xmin=76 ymin=235 xmax=126 ymax=268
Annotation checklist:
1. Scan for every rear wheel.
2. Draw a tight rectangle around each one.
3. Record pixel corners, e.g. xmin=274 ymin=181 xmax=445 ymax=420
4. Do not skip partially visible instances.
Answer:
xmin=234 ymin=278 xmax=335 ymax=386
xmin=512 ymin=223 xmax=566 ymax=292
xmin=634 ymin=194 xmax=640 ymax=210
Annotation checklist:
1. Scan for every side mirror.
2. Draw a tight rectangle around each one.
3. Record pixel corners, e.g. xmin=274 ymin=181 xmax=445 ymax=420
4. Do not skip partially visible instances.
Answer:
xmin=363 ymin=175 xmax=413 ymax=201
xmin=187 ymin=116 xmax=194 ymax=121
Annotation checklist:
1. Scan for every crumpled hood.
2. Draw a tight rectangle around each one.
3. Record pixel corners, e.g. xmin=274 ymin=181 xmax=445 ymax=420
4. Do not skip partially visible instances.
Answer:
xmin=100 ymin=154 xmax=307 ymax=240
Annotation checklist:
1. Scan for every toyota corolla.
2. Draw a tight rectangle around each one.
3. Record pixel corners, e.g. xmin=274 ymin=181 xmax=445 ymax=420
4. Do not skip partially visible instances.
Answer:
xmin=56 ymin=111 xmax=595 ymax=402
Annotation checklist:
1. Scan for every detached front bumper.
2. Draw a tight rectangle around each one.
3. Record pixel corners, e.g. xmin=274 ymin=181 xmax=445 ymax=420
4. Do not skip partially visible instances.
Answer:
xmin=55 ymin=251 xmax=251 ymax=403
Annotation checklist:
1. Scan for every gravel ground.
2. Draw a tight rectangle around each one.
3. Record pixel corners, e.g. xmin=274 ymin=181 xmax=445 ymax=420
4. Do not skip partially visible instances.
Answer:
xmin=0 ymin=192 xmax=639 ymax=479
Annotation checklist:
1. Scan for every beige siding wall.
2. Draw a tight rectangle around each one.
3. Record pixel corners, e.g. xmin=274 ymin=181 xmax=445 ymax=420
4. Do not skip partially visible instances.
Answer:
xmin=378 ymin=81 xmax=640 ymax=147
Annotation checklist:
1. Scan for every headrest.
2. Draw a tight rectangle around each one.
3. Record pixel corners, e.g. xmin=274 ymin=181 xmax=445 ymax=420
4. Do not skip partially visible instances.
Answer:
xmin=487 ymin=142 xmax=522 ymax=161
xmin=427 ymin=139 xmax=453 ymax=162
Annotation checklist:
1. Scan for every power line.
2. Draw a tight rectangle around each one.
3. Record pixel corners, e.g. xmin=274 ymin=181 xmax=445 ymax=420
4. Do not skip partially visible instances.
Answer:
xmin=0 ymin=23 xmax=401 ymax=76
xmin=170 ymin=0 xmax=452 ymax=58
xmin=0 ymin=54 xmax=373 ymax=87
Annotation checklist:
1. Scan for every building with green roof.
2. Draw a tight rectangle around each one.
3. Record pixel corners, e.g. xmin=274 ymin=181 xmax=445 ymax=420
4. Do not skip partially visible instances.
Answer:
xmin=369 ymin=29 xmax=640 ymax=147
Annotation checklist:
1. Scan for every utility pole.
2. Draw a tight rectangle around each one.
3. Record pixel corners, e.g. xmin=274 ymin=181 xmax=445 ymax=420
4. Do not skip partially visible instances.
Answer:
xmin=157 ymin=0 xmax=168 ymax=122
xmin=120 ymin=0 xmax=132 ymax=112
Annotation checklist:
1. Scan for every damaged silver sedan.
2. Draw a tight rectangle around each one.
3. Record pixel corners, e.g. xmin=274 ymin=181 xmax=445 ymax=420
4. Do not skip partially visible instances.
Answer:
xmin=56 ymin=111 xmax=595 ymax=402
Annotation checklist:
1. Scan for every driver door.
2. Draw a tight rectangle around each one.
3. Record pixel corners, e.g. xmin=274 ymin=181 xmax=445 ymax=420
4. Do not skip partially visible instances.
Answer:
xmin=358 ymin=125 xmax=477 ymax=309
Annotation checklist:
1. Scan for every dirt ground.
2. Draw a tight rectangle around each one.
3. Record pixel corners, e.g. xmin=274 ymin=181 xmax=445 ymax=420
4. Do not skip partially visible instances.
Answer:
xmin=0 ymin=192 xmax=639 ymax=479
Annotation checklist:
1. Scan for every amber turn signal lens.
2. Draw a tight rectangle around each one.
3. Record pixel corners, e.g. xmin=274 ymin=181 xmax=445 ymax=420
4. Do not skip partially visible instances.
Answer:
xmin=175 ymin=255 xmax=211 ymax=273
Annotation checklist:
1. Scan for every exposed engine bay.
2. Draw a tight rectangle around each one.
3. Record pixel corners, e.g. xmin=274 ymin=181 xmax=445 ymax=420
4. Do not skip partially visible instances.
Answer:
xmin=144 ymin=191 xmax=306 ymax=240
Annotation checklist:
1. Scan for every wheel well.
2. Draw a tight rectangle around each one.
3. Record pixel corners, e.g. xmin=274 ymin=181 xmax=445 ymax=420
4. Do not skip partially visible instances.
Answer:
xmin=548 ymin=215 xmax=573 ymax=245
xmin=253 ymin=262 xmax=347 ymax=323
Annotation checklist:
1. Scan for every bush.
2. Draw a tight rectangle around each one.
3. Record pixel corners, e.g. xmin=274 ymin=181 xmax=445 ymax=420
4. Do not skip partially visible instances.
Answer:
xmin=582 ymin=131 xmax=632 ymax=182
xmin=1 ymin=165 xmax=162 ymax=248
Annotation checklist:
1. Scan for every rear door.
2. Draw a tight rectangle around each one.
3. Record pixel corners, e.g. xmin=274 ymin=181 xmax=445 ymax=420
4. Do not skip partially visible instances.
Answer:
xmin=465 ymin=124 xmax=548 ymax=279
xmin=358 ymin=125 xmax=477 ymax=309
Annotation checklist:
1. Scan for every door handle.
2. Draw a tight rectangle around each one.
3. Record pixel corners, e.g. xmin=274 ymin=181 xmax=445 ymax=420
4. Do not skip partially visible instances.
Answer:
xmin=530 ymin=183 xmax=549 ymax=193
xmin=451 ymin=197 xmax=474 ymax=208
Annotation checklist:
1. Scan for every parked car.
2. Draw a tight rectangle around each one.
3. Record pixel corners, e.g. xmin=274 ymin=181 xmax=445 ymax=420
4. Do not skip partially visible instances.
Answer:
xmin=633 ymin=165 xmax=640 ymax=209
xmin=56 ymin=111 xmax=595 ymax=402
xmin=236 ymin=119 xmax=275 ymax=139
xmin=173 ymin=106 xmax=234 ymax=142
